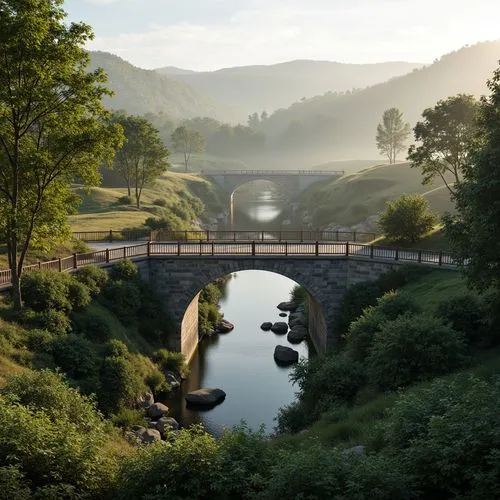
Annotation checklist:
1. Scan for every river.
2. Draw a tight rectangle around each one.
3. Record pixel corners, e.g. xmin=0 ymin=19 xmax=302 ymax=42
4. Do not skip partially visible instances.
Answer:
xmin=164 ymin=188 xmax=311 ymax=436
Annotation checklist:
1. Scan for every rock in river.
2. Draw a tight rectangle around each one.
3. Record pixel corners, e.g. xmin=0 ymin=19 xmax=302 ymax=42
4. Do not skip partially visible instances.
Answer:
xmin=216 ymin=319 xmax=234 ymax=333
xmin=147 ymin=402 xmax=169 ymax=419
xmin=277 ymin=301 xmax=298 ymax=312
xmin=185 ymin=388 xmax=226 ymax=407
xmin=271 ymin=322 xmax=288 ymax=334
xmin=274 ymin=345 xmax=299 ymax=366
xmin=260 ymin=322 xmax=273 ymax=331
xmin=279 ymin=312 xmax=287 ymax=317
xmin=287 ymin=325 xmax=308 ymax=344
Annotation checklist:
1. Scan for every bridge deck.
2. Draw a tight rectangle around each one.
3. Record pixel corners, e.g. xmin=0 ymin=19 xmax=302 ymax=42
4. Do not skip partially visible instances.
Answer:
xmin=202 ymin=170 xmax=344 ymax=176
xmin=0 ymin=241 xmax=458 ymax=287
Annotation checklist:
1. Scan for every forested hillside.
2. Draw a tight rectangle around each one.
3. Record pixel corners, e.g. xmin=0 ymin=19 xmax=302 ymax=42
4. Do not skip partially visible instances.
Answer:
xmin=88 ymin=52 xmax=236 ymax=121
xmin=157 ymin=60 xmax=423 ymax=117
xmin=256 ymin=41 xmax=500 ymax=161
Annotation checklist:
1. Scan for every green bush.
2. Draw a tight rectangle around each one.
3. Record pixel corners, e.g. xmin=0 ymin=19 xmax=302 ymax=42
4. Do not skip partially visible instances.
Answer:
xmin=198 ymin=301 xmax=222 ymax=335
xmin=110 ymin=259 xmax=138 ymax=281
xmin=436 ymin=292 xmax=484 ymax=344
xmin=367 ymin=313 xmax=467 ymax=390
xmin=67 ymin=280 xmax=91 ymax=310
xmin=0 ymin=465 xmax=30 ymax=499
xmin=378 ymin=193 xmax=437 ymax=243
xmin=346 ymin=291 xmax=421 ymax=362
xmin=117 ymin=195 xmax=132 ymax=205
xmin=104 ymin=339 xmax=129 ymax=358
xmin=151 ymin=349 xmax=188 ymax=377
xmin=75 ymin=266 xmax=108 ymax=296
xmin=262 ymin=443 xmax=410 ymax=500
xmin=21 ymin=271 xmax=72 ymax=313
xmin=51 ymin=334 xmax=99 ymax=380
xmin=28 ymin=309 xmax=71 ymax=336
xmin=72 ymin=311 xmax=112 ymax=342
xmin=381 ymin=375 xmax=500 ymax=499
xmin=103 ymin=280 xmax=141 ymax=320
xmin=26 ymin=329 xmax=55 ymax=352
xmin=99 ymin=355 xmax=145 ymax=414
xmin=111 ymin=407 xmax=146 ymax=429
xmin=0 ymin=370 xmax=114 ymax=497
xmin=199 ymin=282 xmax=222 ymax=304
xmin=145 ymin=370 xmax=169 ymax=395
xmin=152 ymin=198 xmax=167 ymax=207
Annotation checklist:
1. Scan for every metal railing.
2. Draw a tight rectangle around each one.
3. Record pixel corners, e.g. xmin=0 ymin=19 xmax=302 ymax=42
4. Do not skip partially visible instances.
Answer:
xmin=203 ymin=170 xmax=345 ymax=176
xmin=72 ymin=229 xmax=154 ymax=242
xmin=0 ymin=241 xmax=458 ymax=287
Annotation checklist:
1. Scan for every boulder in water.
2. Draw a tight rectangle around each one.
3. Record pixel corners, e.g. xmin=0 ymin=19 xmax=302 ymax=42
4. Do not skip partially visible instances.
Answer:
xmin=271 ymin=322 xmax=288 ymax=334
xmin=260 ymin=322 xmax=273 ymax=331
xmin=287 ymin=326 xmax=308 ymax=344
xmin=216 ymin=320 xmax=234 ymax=333
xmin=185 ymin=388 xmax=226 ymax=407
xmin=277 ymin=301 xmax=298 ymax=312
xmin=274 ymin=345 xmax=299 ymax=366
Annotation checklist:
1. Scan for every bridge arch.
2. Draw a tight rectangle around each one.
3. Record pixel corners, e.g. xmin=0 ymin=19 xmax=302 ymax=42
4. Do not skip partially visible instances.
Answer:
xmin=177 ymin=260 xmax=329 ymax=362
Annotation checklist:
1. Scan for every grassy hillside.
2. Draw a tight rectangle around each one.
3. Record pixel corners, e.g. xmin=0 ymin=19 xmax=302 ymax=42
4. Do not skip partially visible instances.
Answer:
xmin=89 ymin=51 xmax=236 ymax=121
xmin=300 ymin=162 xmax=454 ymax=228
xmin=70 ymin=171 xmax=228 ymax=232
xmin=157 ymin=60 xmax=423 ymax=119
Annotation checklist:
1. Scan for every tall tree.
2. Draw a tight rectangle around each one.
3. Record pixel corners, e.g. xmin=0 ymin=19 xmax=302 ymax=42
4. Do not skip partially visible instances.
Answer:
xmin=0 ymin=0 xmax=121 ymax=309
xmin=443 ymin=66 xmax=500 ymax=290
xmin=376 ymin=108 xmax=411 ymax=164
xmin=112 ymin=114 xmax=169 ymax=208
xmin=407 ymin=94 xmax=480 ymax=196
xmin=171 ymin=126 xmax=204 ymax=172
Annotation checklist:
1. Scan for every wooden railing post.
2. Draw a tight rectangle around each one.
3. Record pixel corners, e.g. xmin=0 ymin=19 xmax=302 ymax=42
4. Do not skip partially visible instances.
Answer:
xmin=395 ymin=249 xmax=399 ymax=261
xmin=38 ymin=261 xmax=41 ymax=270
xmin=345 ymin=241 xmax=349 ymax=256
xmin=199 ymin=240 xmax=202 ymax=256
xmin=177 ymin=241 xmax=181 ymax=256
xmin=252 ymin=241 xmax=255 ymax=256
xmin=73 ymin=254 xmax=77 ymax=269
xmin=438 ymin=251 xmax=443 ymax=266
xmin=315 ymin=241 xmax=319 ymax=256
xmin=58 ymin=258 xmax=62 ymax=272
xmin=285 ymin=241 xmax=288 ymax=256
xmin=109 ymin=230 xmax=113 ymax=243
xmin=418 ymin=250 xmax=422 ymax=263
xmin=147 ymin=241 xmax=151 ymax=257
xmin=106 ymin=248 xmax=110 ymax=263
xmin=211 ymin=242 xmax=214 ymax=256
xmin=123 ymin=246 xmax=126 ymax=259
xmin=370 ymin=245 xmax=374 ymax=259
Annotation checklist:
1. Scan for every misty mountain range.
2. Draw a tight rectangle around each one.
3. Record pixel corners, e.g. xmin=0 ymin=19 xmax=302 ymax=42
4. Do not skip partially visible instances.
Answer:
xmin=89 ymin=40 xmax=500 ymax=165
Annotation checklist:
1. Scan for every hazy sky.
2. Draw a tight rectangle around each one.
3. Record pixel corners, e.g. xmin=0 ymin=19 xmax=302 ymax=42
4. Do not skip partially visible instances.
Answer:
xmin=64 ymin=0 xmax=500 ymax=71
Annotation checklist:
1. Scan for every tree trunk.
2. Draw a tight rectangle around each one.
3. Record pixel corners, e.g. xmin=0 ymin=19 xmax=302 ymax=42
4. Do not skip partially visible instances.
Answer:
xmin=7 ymin=238 xmax=22 ymax=310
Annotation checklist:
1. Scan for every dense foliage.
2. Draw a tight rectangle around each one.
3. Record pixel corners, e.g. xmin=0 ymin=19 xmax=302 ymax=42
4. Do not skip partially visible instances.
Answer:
xmin=378 ymin=193 xmax=437 ymax=243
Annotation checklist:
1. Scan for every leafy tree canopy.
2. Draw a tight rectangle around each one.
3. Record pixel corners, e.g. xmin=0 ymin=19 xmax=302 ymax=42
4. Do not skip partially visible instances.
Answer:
xmin=171 ymin=125 xmax=204 ymax=172
xmin=408 ymin=94 xmax=480 ymax=195
xmin=376 ymin=108 xmax=411 ymax=164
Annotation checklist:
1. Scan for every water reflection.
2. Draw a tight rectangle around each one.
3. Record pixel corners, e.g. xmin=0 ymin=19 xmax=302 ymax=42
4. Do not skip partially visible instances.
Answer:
xmin=164 ymin=271 xmax=311 ymax=436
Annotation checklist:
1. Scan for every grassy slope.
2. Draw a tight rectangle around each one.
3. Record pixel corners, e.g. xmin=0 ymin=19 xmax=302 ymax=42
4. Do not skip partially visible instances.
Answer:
xmin=276 ymin=268 xmax=494 ymax=448
xmin=69 ymin=171 xmax=227 ymax=232
xmin=300 ymin=162 xmax=455 ymax=228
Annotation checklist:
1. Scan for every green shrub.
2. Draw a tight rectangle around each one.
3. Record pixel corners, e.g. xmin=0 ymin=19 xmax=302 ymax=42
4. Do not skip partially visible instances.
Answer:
xmin=72 ymin=312 xmax=112 ymax=342
xmin=436 ymin=292 xmax=484 ymax=344
xmin=75 ymin=266 xmax=108 ymax=296
xmin=21 ymin=271 xmax=72 ymax=313
xmin=378 ymin=193 xmax=437 ymax=243
xmin=151 ymin=349 xmax=188 ymax=377
xmin=29 ymin=309 xmax=71 ymax=336
xmin=117 ymin=195 xmax=132 ymax=205
xmin=0 ymin=370 xmax=113 ymax=497
xmin=104 ymin=339 xmax=129 ymax=358
xmin=198 ymin=301 xmax=222 ymax=335
xmin=367 ymin=313 xmax=467 ymax=390
xmin=51 ymin=334 xmax=99 ymax=380
xmin=116 ymin=426 xmax=220 ymax=500
xmin=152 ymin=198 xmax=167 ymax=207
xmin=145 ymin=370 xmax=169 ymax=395
xmin=199 ymin=282 xmax=222 ymax=304
xmin=26 ymin=329 xmax=55 ymax=352
xmin=290 ymin=284 xmax=309 ymax=305
xmin=110 ymin=259 xmax=138 ymax=281
xmin=263 ymin=443 xmax=410 ymax=500
xmin=381 ymin=375 xmax=500 ymax=499
xmin=99 ymin=355 xmax=145 ymax=414
xmin=111 ymin=408 xmax=146 ymax=429
xmin=0 ymin=465 xmax=30 ymax=499
xmin=346 ymin=291 xmax=421 ymax=361
xmin=103 ymin=280 xmax=141 ymax=320
xmin=67 ymin=280 xmax=91 ymax=310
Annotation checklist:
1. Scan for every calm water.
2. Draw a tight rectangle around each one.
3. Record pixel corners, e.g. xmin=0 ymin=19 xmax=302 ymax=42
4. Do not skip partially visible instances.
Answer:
xmin=164 ymin=270 xmax=311 ymax=436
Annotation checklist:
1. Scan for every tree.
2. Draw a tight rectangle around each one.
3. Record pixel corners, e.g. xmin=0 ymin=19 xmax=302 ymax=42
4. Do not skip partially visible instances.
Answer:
xmin=0 ymin=0 xmax=121 ymax=309
xmin=376 ymin=108 xmax=411 ymax=164
xmin=171 ymin=126 xmax=204 ymax=172
xmin=444 ymin=65 xmax=500 ymax=290
xmin=378 ymin=193 xmax=437 ymax=243
xmin=407 ymin=94 xmax=480 ymax=196
xmin=247 ymin=112 xmax=260 ymax=129
xmin=112 ymin=113 xmax=169 ymax=207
